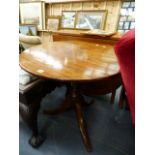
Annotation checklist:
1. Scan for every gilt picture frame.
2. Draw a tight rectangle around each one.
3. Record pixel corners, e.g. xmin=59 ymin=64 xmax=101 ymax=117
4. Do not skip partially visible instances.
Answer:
xmin=19 ymin=24 xmax=37 ymax=36
xmin=46 ymin=16 xmax=61 ymax=31
xmin=75 ymin=10 xmax=107 ymax=30
xmin=60 ymin=11 xmax=76 ymax=29
xmin=19 ymin=1 xmax=45 ymax=30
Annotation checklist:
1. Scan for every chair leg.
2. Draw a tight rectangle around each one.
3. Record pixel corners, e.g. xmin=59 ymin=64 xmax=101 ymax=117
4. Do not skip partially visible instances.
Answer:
xmin=19 ymin=80 xmax=57 ymax=148
xmin=118 ymin=86 xmax=126 ymax=109
xmin=19 ymin=101 xmax=44 ymax=148
xmin=110 ymin=90 xmax=116 ymax=104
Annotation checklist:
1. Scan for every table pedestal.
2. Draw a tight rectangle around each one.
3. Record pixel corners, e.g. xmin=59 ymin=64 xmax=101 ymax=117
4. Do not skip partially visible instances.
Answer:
xmin=44 ymin=82 xmax=92 ymax=152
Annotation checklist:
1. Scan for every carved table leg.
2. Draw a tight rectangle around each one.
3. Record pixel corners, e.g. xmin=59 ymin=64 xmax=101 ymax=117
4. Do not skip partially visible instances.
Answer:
xmin=19 ymin=100 xmax=44 ymax=148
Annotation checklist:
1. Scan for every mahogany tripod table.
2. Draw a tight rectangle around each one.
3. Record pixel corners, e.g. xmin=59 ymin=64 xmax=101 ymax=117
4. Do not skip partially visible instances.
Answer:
xmin=19 ymin=40 xmax=120 ymax=152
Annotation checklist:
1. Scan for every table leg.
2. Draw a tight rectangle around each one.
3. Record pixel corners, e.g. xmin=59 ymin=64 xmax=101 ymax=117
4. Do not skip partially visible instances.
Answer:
xmin=74 ymin=101 xmax=92 ymax=152
xmin=44 ymin=82 xmax=92 ymax=152
xmin=71 ymin=82 xmax=92 ymax=152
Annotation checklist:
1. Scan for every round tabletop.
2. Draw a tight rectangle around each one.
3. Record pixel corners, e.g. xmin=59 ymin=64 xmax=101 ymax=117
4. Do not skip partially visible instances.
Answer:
xmin=19 ymin=41 xmax=119 ymax=81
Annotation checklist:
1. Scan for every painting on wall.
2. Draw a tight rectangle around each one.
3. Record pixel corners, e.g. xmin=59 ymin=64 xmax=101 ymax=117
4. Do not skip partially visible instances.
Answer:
xmin=75 ymin=10 xmax=107 ymax=30
xmin=19 ymin=1 xmax=45 ymax=30
xmin=19 ymin=24 xmax=37 ymax=36
xmin=46 ymin=16 xmax=60 ymax=31
xmin=61 ymin=11 xmax=76 ymax=29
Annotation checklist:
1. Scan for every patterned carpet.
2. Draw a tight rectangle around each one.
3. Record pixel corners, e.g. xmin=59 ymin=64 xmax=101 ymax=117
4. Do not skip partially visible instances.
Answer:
xmin=19 ymin=86 xmax=135 ymax=155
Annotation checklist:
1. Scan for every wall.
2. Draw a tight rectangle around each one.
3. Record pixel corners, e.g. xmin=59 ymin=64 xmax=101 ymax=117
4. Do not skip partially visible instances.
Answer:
xmin=45 ymin=0 xmax=122 ymax=32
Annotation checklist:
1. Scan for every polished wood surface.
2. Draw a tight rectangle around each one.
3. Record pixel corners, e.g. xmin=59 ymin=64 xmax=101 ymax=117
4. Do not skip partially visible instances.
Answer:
xmin=52 ymin=30 xmax=122 ymax=41
xmin=20 ymin=40 xmax=120 ymax=152
xmin=19 ymin=40 xmax=119 ymax=82
xmin=52 ymin=30 xmax=122 ymax=44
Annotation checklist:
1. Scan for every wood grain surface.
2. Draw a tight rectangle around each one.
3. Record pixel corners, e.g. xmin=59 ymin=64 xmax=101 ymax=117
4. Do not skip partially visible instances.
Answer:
xmin=19 ymin=40 xmax=119 ymax=81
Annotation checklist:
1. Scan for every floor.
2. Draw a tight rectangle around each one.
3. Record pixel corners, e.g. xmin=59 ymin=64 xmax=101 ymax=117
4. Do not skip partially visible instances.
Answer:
xmin=19 ymin=86 xmax=135 ymax=155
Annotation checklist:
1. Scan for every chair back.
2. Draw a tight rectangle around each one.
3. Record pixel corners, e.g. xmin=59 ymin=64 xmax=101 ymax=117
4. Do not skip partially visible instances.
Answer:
xmin=114 ymin=29 xmax=135 ymax=125
xmin=19 ymin=33 xmax=42 ymax=86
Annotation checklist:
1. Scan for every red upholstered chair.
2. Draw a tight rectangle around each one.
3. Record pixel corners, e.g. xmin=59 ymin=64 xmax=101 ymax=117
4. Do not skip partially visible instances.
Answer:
xmin=114 ymin=29 xmax=135 ymax=125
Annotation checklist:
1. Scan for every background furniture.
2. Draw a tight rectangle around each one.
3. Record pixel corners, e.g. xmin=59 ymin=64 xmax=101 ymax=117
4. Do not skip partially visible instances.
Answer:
xmin=114 ymin=28 xmax=135 ymax=125
xmin=19 ymin=40 xmax=120 ymax=152
xmin=19 ymin=34 xmax=57 ymax=147
xmin=19 ymin=79 xmax=56 ymax=147
xmin=19 ymin=33 xmax=42 ymax=49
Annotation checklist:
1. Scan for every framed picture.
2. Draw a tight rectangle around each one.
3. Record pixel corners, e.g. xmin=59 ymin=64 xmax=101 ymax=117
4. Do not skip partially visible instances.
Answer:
xmin=75 ymin=10 xmax=107 ymax=30
xmin=120 ymin=16 xmax=127 ymax=22
xmin=61 ymin=11 xmax=76 ymax=29
xmin=46 ymin=16 xmax=60 ymax=31
xmin=120 ymin=8 xmax=128 ymax=16
xmin=124 ymin=21 xmax=130 ymax=30
xmin=130 ymin=21 xmax=135 ymax=29
xmin=19 ymin=24 xmax=37 ymax=36
xmin=19 ymin=1 xmax=45 ymax=30
xmin=122 ymin=2 xmax=130 ymax=8
xmin=127 ymin=15 xmax=135 ymax=22
xmin=118 ymin=22 xmax=124 ymax=30
xmin=130 ymin=2 xmax=135 ymax=7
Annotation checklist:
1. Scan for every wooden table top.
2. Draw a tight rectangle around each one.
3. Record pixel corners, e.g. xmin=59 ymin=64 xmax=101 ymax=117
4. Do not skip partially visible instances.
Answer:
xmin=19 ymin=40 xmax=120 ymax=81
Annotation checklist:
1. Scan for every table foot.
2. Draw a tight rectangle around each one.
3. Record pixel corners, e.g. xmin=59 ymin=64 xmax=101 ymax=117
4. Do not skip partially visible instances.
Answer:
xmin=29 ymin=134 xmax=45 ymax=148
